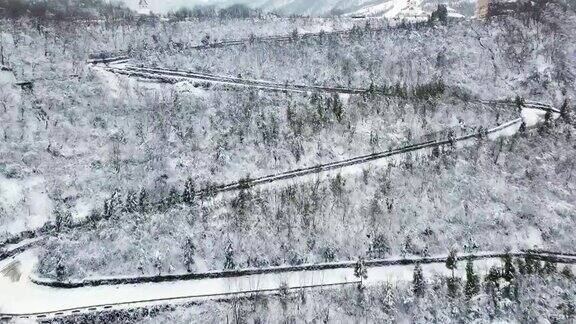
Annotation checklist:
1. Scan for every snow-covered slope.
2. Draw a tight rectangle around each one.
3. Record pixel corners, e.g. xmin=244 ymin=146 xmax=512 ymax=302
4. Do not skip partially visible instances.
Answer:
xmin=256 ymin=0 xmax=467 ymax=18
xmin=350 ymin=0 xmax=428 ymax=20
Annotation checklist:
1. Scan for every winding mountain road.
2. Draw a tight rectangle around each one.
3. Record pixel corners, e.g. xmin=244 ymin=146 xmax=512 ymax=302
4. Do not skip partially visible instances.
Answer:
xmin=102 ymin=64 xmax=369 ymax=94
xmin=1 ymin=242 xmax=575 ymax=321
xmin=0 ymin=28 xmax=568 ymax=320
xmin=0 ymin=102 xmax=564 ymax=320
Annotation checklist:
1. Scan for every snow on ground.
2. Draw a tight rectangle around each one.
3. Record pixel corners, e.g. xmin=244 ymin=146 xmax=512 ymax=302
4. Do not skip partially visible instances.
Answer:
xmin=447 ymin=7 xmax=465 ymax=18
xmin=350 ymin=0 xmax=431 ymax=21
xmin=1 ymin=238 xmax=44 ymax=254
xmin=174 ymin=82 xmax=211 ymax=98
xmin=0 ymin=68 xmax=16 ymax=86
xmin=242 ymin=113 xmax=527 ymax=195
xmin=521 ymin=107 xmax=549 ymax=127
xmin=0 ymin=176 xmax=53 ymax=236
xmin=0 ymin=248 xmax=518 ymax=315
xmin=354 ymin=0 xmax=397 ymax=17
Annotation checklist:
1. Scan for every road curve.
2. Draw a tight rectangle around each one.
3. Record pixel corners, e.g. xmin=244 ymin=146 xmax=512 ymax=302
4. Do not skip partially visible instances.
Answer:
xmin=1 ymin=246 xmax=575 ymax=321
xmin=192 ymin=103 xmax=558 ymax=198
xmin=0 ymin=104 xmax=565 ymax=321
xmin=103 ymin=65 xmax=368 ymax=95
xmin=0 ymin=103 xmax=558 ymax=257
xmin=0 ymin=83 xmax=562 ymax=320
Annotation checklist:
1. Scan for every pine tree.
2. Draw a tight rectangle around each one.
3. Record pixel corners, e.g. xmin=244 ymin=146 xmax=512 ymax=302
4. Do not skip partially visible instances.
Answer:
xmin=562 ymin=266 xmax=574 ymax=279
xmin=103 ymin=200 xmax=111 ymax=220
xmin=515 ymin=96 xmax=525 ymax=110
xmin=331 ymin=93 xmax=344 ymax=122
xmin=166 ymin=187 xmax=181 ymax=207
xmin=102 ymin=191 xmax=121 ymax=220
xmin=485 ymin=266 xmax=501 ymax=308
xmin=182 ymin=177 xmax=196 ymax=204
xmin=542 ymin=261 xmax=557 ymax=275
xmin=279 ymin=282 xmax=290 ymax=313
xmin=516 ymin=258 xmax=527 ymax=275
xmin=438 ymin=4 xmax=448 ymax=23
xmin=413 ymin=263 xmax=426 ymax=297
xmin=354 ymin=258 xmax=368 ymax=288
xmin=138 ymin=189 xmax=148 ymax=213
xmin=224 ymin=243 xmax=235 ymax=270
xmin=56 ymin=260 xmax=66 ymax=281
xmin=124 ymin=190 xmax=138 ymax=213
xmin=447 ymin=277 xmax=459 ymax=298
xmin=446 ymin=250 xmax=458 ymax=278
xmin=291 ymin=28 xmax=298 ymax=40
xmin=465 ymin=259 xmax=480 ymax=299
xmin=429 ymin=4 xmax=448 ymax=24
xmin=183 ymin=238 xmax=196 ymax=272
xmin=518 ymin=121 xmax=527 ymax=134
xmin=560 ymin=98 xmax=571 ymax=122
xmin=367 ymin=82 xmax=376 ymax=96
xmin=544 ymin=110 xmax=553 ymax=124
xmin=502 ymin=253 xmax=516 ymax=282
xmin=55 ymin=206 xmax=72 ymax=232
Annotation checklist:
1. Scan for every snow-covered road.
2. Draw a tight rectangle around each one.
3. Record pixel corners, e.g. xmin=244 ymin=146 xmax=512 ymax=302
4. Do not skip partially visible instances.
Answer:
xmin=0 ymin=60 xmax=563 ymax=319
xmin=3 ymin=247 xmax=570 ymax=320
xmin=0 ymin=104 xmax=559 ymax=321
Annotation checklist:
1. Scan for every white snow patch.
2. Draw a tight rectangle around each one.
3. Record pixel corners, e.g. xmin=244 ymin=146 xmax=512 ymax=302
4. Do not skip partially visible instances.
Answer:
xmin=521 ymin=107 xmax=547 ymax=127
xmin=174 ymin=81 xmax=211 ymax=98
xmin=0 ymin=176 xmax=23 ymax=207
xmin=0 ymin=176 xmax=53 ymax=235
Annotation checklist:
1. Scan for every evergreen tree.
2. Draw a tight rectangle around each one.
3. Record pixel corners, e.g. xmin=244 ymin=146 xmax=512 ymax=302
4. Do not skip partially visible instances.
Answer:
xmin=201 ymin=34 xmax=211 ymax=47
xmin=518 ymin=121 xmax=527 ymax=134
xmin=516 ymin=258 xmax=527 ymax=275
xmin=279 ymin=282 xmax=290 ymax=313
xmin=500 ymin=253 xmax=517 ymax=299
xmin=446 ymin=249 xmax=458 ymax=278
xmin=354 ymin=258 xmax=368 ymax=288
xmin=224 ymin=242 xmax=235 ymax=270
xmin=430 ymin=4 xmax=448 ymax=24
xmin=485 ymin=266 xmax=501 ymax=287
xmin=438 ymin=5 xmax=448 ymax=23
xmin=544 ymin=110 xmax=553 ymax=124
xmin=562 ymin=266 xmax=574 ymax=279
xmin=447 ymin=129 xmax=456 ymax=146
xmin=560 ymin=98 xmax=571 ymax=122
xmin=138 ymin=189 xmax=148 ymax=213
xmin=182 ymin=177 xmax=196 ymax=204
xmin=484 ymin=266 xmax=501 ymax=308
xmin=542 ymin=261 xmax=557 ymax=275
xmin=447 ymin=277 xmax=460 ymax=298
xmin=291 ymin=28 xmax=299 ymax=40
xmin=515 ymin=95 xmax=525 ymax=110
xmin=104 ymin=191 xmax=122 ymax=219
xmin=56 ymin=260 xmax=66 ymax=281
xmin=539 ymin=110 xmax=553 ymax=134
xmin=166 ymin=187 xmax=181 ymax=207
xmin=124 ymin=190 xmax=138 ymax=213
xmin=413 ymin=263 xmax=426 ymax=297
xmin=367 ymin=82 xmax=376 ymax=96
xmin=103 ymin=200 xmax=111 ymax=220
xmin=331 ymin=93 xmax=344 ymax=122
xmin=465 ymin=259 xmax=480 ymax=299
xmin=183 ymin=238 xmax=196 ymax=272
xmin=54 ymin=205 xmax=72 ymax=232
xmin=502 ymin=253 xmax=516 ymax=282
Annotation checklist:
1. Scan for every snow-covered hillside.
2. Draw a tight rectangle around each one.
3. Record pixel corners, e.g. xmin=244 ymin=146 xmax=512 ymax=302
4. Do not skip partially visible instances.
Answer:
xmin=349 ymin=0 xmax=428 ymax=20
xmin=256 ymin=0 xmax=468 ymax=18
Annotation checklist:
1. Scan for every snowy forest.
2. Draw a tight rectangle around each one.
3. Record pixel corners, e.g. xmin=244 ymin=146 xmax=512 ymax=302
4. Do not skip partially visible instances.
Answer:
xmin=1 ymin=0 xmax=576 ymax=322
